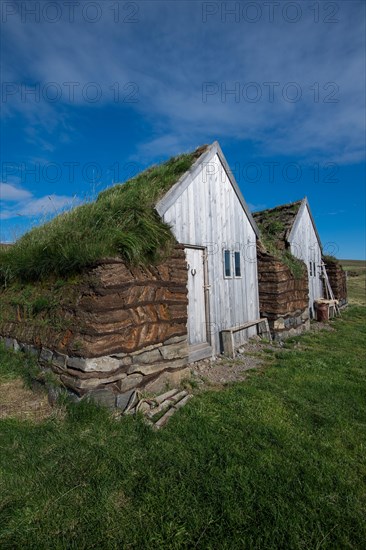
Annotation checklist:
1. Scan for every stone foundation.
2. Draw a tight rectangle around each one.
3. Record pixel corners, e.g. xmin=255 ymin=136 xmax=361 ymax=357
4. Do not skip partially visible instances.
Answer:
xmin=257 ymin=247 xmax=310 ymax=339
xmin=1 ymin=334 xmax=190 ymax=404
xmin=272 ymin=313 xmax=310 ymax=340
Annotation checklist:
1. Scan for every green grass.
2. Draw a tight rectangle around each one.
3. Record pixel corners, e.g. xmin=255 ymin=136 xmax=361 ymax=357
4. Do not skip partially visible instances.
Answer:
xmin=0 ymin=345 xmax=61 ymax=392
xmin=339 ymin=259 xmax=366 ymax=306
xmin=0 ymin=345 xmax=40 ymax=386
xmin=1 ymin=307 xmax=365 ymax=549
xmin=0 ymin=279 xmax=79 ymax=344
xmin=254 ymin=202 xmax=307 ymax=279
xmin=258 ymin=232 xmax=306 ymax=279
xmin=0 ymin=149 xmax=205 ymax=284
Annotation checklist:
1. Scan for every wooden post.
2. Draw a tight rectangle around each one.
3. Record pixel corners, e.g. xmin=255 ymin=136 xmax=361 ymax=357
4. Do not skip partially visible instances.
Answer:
xmin=221 ymin=331 xmax=235 ymax=358
xmin=262 ymin=319 xmax=272 ymax=341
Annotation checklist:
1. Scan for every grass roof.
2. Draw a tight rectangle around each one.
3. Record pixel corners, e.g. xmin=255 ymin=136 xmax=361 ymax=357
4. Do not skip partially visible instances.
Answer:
xmin=0 ymin=146 xmax=208 ymax=284
xmin=253 ymin=200 xmax=306 ymax=279
xmin=253 ymin=200 xmax=302 ymax=249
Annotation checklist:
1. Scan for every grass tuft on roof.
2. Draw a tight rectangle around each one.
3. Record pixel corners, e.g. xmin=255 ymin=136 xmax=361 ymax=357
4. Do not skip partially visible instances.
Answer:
xmin=0 ymin=147 xmax=207 ymax=284
xmin=253 ymin=200 xmax=302 ymax=246
xmin=254 ymin=201 xmax=306 ymax=279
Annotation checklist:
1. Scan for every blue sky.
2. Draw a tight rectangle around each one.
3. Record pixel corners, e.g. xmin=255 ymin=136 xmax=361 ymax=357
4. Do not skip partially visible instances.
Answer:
xmin=1 ymin=0 xmax=365 ymax=259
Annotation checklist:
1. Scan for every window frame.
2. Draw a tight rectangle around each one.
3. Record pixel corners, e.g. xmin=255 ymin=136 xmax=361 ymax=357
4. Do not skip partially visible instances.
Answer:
xmin=223 ymin=249 xmax=232 ymax=279
xmin=234 ymin=251 xmax=242 ymax=278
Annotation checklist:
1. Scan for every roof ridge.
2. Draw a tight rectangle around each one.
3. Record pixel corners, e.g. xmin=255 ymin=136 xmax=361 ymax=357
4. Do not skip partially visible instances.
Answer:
xmin=253 ymin=198 xmax=304 ymax=215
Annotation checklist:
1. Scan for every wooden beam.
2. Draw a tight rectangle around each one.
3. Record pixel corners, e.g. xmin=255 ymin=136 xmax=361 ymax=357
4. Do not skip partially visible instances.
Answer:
xmin=221 ymin=318 xmax=272 ymax=357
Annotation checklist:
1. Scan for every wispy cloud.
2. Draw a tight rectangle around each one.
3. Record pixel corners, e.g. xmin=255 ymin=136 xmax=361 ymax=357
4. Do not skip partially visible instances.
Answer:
xmin=0 ymin=180 xmax=77 ymax=221
xmin=1 ymin=0 xmax=365 ymax=163
xmin=248 ymin=203 xmax=267 ymax=213
xmin=0 ymin=181 xmax=32 ymax=201
xmin=316 ymin=209 xmax=347 ymax=217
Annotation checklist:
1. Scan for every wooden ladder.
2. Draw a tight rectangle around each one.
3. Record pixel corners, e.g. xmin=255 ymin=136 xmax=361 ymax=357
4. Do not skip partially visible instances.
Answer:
xmin=321 ymin=262 xmax=340 ymax=316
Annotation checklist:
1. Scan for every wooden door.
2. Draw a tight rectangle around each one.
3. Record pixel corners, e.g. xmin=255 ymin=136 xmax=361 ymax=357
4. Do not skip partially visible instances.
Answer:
xmin=185 ymin=247 xmax=209 ymax=346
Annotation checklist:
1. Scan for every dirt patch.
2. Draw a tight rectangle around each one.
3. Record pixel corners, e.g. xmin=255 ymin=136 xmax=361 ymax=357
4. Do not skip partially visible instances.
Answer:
xmin=191 ymin=339 xmax=269 ymax=387
xmin=190 ymin=322 xmax=336 ymax=388
xmin=0 ymin=378 xmax=60 ymax=422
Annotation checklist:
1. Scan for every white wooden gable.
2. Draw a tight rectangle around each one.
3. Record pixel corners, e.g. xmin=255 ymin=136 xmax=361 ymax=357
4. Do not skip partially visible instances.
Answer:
xmin=288 ymin=198 xmax=323 ymax=316
xmin=156 ymin=142 xmax=260 ymax=357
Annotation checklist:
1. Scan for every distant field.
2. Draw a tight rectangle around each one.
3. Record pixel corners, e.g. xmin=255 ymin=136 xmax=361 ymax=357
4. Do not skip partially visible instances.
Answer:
xmin=339 ymin=259 xmax=366 ymax=306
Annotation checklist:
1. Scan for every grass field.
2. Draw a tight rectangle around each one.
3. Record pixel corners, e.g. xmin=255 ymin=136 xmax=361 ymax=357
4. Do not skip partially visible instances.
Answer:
xmin=339 ymin=259 xmax=366 ymax=306
xmin=0 ymin=307 xmax=365 ymax=549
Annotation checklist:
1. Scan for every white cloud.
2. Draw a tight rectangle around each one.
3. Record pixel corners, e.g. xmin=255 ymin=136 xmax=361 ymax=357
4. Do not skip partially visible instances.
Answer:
xmin=0 ymin=182 xmax=32 ymax=201
xmin=17 ymin=194 xmax=77 ymax=217
xmin=248 ymin=203 xmax=268 ymax=213
xmin=130 ymin=134 xmax=203 ymax=163
xmin=0 ymin=180 xmax=77 ymax=221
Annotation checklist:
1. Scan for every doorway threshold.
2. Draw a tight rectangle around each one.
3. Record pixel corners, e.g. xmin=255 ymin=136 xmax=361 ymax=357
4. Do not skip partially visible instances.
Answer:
xmin=188 ymin=343 xmax=212 ymax=363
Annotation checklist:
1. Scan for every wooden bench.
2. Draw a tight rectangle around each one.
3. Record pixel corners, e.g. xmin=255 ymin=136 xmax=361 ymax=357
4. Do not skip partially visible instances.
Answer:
xmin=220 ymin=318 xmax=272 ymax=358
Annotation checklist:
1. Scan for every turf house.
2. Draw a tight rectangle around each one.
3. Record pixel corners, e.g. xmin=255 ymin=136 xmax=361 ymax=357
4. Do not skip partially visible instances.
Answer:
xmin=253 ymin=198 xmax=347 ymax=338
xmin=0 ymin=142 xmax=261 ymax=406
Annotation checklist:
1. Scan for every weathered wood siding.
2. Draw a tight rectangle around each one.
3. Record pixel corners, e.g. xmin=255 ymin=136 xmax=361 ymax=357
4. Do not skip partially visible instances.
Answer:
xmin=288 ymin=204 xmax=323 ymax=316
xmin=160 ymin=152 xmax=259 ymax=354
xmin=185 ymin=247 xmax=208 ymax=346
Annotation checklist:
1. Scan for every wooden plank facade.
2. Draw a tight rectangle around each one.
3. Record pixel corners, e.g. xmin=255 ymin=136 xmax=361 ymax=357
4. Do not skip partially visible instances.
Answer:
xmin=288 ymin=199 xmax=324 ymax=317
xmin=157 ymin=142 xmax=260 ymax=360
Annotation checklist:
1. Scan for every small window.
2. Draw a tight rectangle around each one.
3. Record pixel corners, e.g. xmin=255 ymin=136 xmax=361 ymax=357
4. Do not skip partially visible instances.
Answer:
xmin=224 ymin=250 xmax=231 ymax=278
xmin=309 ymin=262 xmax=313 ymax=276
xmin=234 ymin=252 xmax=241 ymax=277
xmin=313 ymin=262 xmax=316 ymax=277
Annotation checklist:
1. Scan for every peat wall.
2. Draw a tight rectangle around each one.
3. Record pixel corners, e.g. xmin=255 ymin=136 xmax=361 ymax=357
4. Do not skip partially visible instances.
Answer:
xmin=324 ymin=258 xmax=348 ymax=307
xmin=257 ymin=248 xmax=310 ymax=339
xmin=0 ymin=246 xmax=189 ymax=400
